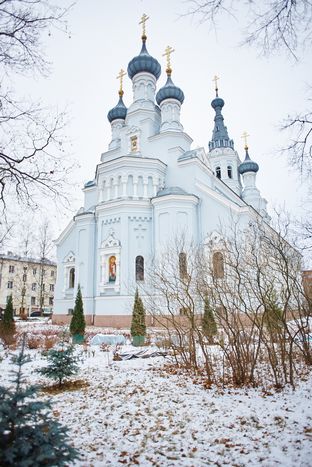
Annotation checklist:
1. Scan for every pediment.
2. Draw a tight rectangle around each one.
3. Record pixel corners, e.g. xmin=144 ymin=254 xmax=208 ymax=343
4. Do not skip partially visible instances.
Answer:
xmin=63 ymin=251 xmax=75 ymax=263
xmin=101 ymin=229 xmax=120 ymax=248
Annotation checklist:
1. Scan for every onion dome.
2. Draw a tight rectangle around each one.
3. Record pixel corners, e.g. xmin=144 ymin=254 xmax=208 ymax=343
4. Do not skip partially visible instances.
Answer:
xmin=107 ymin=94 xmax=127 ymax=123
xmin=238 ymin=147 xmax=259 ymax=174
xmin=128 ymin=37 xmax=161 ymax=80
xmin=156 ymin=74 xmax=184 ymax=105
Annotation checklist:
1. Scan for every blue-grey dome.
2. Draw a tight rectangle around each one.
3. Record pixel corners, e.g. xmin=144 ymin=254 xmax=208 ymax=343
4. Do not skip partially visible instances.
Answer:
xmin=156 ymin=75 xmax=184 ymax=105
xmin=238 ymin=149 xmax=259 ymax=174
xmin=128 ymin=39 xmax=161 ymax=80
xmin=107 ymin=95 xmax=127 ymax=123
xmin=211 ymin=97 xmax=225 ymax=109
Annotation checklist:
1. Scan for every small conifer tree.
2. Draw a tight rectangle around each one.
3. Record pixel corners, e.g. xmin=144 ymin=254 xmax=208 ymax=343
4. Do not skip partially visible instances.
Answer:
xmin=0 ymin=337 xmax=80 ymax=466
xmin=0 ymin=294 xmax=16 ymax=344
xmin=69 ymin=284 xmax=86 ymax=336
xmin=130 ymin=288 xmax=146 ymax=337
xmin=37 ymin=345 xmax=80 ymax=387
xmin=202 ymin=296 xmax=217 ymax=344
xmin=264 ymin=289 xmax=283 ymax=337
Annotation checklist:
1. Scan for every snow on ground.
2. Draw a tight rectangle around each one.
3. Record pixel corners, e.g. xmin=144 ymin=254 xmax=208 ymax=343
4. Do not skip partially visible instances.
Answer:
xmin=1 ymin=325 xmax=312 ymax=466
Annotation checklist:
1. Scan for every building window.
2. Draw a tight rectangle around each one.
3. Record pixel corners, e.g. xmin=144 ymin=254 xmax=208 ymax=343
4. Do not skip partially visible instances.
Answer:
xmin=227 ymin=165 xmax=232 ymax=179
xmin=9 ymin=265 xmax=15 ymax=273
xmin=213 ymin=251 xmax=224 ymax=279
xmin=33 ymin=268 xmax=37 ymax=275
xmin=69 ymin=268 xmax=75 ymax=288
xmin=51 ymin=270 xmax=55 ymax=277
xmin=42 ymin=269 xmax=46 ymax=276
xmin=31 ymin=283 xmax=36 ymax=291
xmin=135 ymin=256 xmax=144 ymax=281
xmin=50 ymin=284 xmax=54 ymax=292
xmin=31 ymin=297 xmax=36 ymax=306
xmin=22 ymin=274 xmax=27 ymax=282
xmin=67 ymin=308 xmax=73 ymax=316
xmin=49 ymin=297 xmax=53 ymax=305
xmin=7 ymin=281 xmax=13 ymax=289
xmin=108 ymin=256 xmax=116 ymax=282
xmin=130 ymin=135 xmax=138 ymax=152
xmin=23 ymin=267 xmax=27 ymax=272
xmin=179 ymin=252 xmax=187 ymax=279
xmin=216 ymin=167 xmax=221 ymax=179
xmin=42 ymin=283 xmax=45 ymax=292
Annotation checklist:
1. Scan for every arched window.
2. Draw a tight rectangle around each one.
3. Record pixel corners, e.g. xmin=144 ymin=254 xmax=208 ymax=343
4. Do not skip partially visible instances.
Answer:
xmin=109 ymin=255 xmax=116 ymax=282
xmin=135 ymin=256 xmax=144 ymax=281
xmin=69 ymin=268 xmax=75 ymax=288
xmin=216 ymin=167 xmax=221 ymax=179
xmin=213 ymin=252 xmax=224 ymax=279
xmin=179 ymin=252 xmax=187 ymax=279
xmin=227 ymin=165 xmax=232 ymax=179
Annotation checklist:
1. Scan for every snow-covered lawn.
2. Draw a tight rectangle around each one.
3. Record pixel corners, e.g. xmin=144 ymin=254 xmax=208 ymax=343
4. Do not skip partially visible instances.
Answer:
xmin=1 ymin=324 xmax=312 ymax=466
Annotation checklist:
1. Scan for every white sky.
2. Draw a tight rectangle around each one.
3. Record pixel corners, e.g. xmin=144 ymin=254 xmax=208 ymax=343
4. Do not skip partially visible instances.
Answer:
xmin=7 ymin=0 xmax=312 ymax=252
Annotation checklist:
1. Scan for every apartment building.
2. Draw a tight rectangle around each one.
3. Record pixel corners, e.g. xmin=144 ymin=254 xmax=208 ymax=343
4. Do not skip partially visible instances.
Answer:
xmin=0 ymin=252 xmax=57 ymax=315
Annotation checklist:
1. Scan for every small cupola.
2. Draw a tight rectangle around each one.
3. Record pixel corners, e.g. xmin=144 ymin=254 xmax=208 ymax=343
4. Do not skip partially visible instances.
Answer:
xmin=238 ymin=133 xmax=259 ymax=175
xmin=156 ymin=46 xmax=184 ymax=105
xmin=107 ymin=69 xmax=127 ymax=123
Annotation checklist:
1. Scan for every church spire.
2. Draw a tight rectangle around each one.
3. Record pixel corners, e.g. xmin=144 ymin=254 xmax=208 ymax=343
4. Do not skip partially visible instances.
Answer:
xmin=208 ymin=76 xmax=234 ymax=152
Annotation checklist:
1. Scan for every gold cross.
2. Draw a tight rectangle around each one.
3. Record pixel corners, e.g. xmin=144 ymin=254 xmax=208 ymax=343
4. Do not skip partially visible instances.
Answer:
xmin=162 ymin=45 xmax=175 ymax=73
xmin=139 ymin=13 xmax=149 ymax=37
xmin=116 ymin=69 xmax=126 ymax=96
xmin=213 ymin=75 xmax=219 ymax=95
xmin=241 ymin=131 xmax=250 ymax=149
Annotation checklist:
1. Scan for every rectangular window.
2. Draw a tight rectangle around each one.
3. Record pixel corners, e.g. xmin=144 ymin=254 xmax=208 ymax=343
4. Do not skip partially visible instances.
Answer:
xmin=31 ymin=296 xmax=36 ymax=305
xmin=33 ymin=268 xmax=37 ymax=275
xmin=42 ymin=269 xmax=46 ymax=276
xmin=22 ymin=274 xmax=27 ymax=282
xmin=7 ymin=281 xmax=13 ymax=289
xmin=31 ymin=283 xmax=36 ymax=291
xmin=23 ymin=267 xmax=27 ymax=273
xmin=42 ymin=283 xmax=45 ymax=291
xmin=49 ymin=297 xmax=53 ymax=305
xmin=67 ymin=308 xmax=73 ymax=315
xmin=51 ymin=270 xmax=55 ymax=277
xmin=9 ymin=265 xmax=14 ymax=273
xmin=49 ymin=284 xmax=54 ymax=292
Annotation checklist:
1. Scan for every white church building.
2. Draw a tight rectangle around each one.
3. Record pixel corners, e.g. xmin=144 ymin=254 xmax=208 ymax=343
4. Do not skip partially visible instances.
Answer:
xmin=53 ymin=18 xmax=270 ymax=327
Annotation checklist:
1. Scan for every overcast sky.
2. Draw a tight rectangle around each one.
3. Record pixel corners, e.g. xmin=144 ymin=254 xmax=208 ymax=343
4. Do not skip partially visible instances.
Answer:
xmin=8 ymin=0 xmax=312 ymax=253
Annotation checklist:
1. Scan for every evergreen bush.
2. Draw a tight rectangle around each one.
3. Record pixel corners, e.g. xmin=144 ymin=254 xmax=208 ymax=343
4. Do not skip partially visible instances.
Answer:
xmin=130 ymin=289 xmax=146 ymax=338
xmin=69 ymin=284 xmax=86 ymax=336
xmin=202 ymin=296 xmax=217 ymax=344
xmin=37 ymin=345 xmax=80 ymax=387
xmin=0 ymin=294 xmax=16 ymax=345
xmin=0 ymin=337 xmax=80 ymax=466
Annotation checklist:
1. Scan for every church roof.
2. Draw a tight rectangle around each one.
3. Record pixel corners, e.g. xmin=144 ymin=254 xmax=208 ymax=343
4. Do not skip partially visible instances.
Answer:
xmin=156 ymin=186 xmax=188 ymax=197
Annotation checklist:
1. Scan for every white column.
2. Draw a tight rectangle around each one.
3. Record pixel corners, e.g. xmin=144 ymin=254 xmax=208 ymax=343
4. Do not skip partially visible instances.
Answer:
xmin=133 ymin=176 xmax=138 ymax=198
xmin=143 ymin=177 xmax=148 ymax=198
xmin=122 ymin=176 xmax=127 ymax=197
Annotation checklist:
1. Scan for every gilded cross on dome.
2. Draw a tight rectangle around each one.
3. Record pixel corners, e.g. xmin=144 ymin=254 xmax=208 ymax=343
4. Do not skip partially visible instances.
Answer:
xmin=116 ymin=69 xmax=126 ymax=96
xmin=163 ymin=45 xmax=175 ymax=75
xmin=139 ymin=13 xmax=149 ymax=39
xmin=212 ymin=75 xmax=219 ymax=96
xmin=241 ymin=131 xmax=250 ymax=150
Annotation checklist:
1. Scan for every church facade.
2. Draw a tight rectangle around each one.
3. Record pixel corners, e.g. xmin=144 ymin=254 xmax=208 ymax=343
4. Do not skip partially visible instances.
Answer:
xmin=53 ymin=19 xmax=270 ymax=326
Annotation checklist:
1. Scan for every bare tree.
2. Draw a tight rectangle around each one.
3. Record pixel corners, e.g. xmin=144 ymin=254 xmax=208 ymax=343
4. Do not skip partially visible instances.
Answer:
xmin=0 ymin=0 xmax=75 ymax=212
